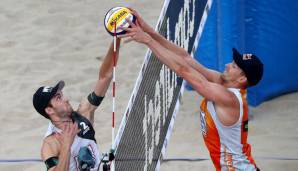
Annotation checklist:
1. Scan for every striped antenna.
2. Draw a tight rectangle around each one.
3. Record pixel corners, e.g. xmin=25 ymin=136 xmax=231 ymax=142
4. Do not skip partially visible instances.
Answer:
xmin=111 ymin=21 xmax=117 ymax=171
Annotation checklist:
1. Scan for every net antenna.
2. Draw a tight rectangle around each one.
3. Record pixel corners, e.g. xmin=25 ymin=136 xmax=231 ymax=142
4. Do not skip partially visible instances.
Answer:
xmin=111 ymin=21 xmax=117 ymax=171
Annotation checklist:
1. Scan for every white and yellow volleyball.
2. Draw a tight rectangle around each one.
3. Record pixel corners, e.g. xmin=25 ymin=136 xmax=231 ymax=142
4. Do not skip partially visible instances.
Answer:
xmin=104 ymin=7 xmax=136 ymax=36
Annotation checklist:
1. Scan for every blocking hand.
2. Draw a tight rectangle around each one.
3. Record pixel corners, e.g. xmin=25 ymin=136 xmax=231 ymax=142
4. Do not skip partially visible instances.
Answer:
xmin=128 ymin=8 xmax=153 ymax=33
xmin=118 ymin=19 xmax=152 ymax=45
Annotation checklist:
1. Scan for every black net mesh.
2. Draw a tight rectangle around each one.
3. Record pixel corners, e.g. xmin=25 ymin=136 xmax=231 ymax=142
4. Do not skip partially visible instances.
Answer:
xmin=114 ymin=0 xmax=208 ymax=170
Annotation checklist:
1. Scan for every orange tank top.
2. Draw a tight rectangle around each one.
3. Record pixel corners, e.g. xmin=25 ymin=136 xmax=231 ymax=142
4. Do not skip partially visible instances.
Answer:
xmin=200 ymin=88 xmax=257 ymax=171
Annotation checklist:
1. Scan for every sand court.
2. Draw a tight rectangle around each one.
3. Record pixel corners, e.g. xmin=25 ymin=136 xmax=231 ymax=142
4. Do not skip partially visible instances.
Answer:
xmin=0 ymin=0 xmax=297 ymax=170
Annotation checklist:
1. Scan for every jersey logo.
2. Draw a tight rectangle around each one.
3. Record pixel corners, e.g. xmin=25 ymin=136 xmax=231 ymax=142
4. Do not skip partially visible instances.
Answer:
xmin=243 ymin=54 xmax=252 ymax=60
xmin=223 ymin=146 xmax=235 ymax=170
xmin=200 ymin=111 xmax=207 ymax=137
xmin=80 ymin=122 xmax=90 ymax=135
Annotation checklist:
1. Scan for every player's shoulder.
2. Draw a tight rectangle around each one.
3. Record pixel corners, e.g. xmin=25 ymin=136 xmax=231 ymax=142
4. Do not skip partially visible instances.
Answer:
xmin=41 ymin=134 xmax=60 ymax=160
xmin=43 ymin=133 xmax=56 ymax=144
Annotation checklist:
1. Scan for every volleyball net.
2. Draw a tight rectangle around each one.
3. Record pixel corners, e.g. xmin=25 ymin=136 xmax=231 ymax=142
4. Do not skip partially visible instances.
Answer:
xmin=113 ymin=0 xmax=212 ymax=170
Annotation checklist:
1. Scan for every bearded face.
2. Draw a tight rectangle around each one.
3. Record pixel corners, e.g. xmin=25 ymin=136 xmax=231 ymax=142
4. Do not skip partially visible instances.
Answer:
xmin=47 ymin=91 xmax=73 ymax=119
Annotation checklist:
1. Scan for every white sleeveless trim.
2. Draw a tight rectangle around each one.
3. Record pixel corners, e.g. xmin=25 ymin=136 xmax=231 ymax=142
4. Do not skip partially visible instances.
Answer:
xmin=207 ymin=88 xmax=243 ymax=128
xmin=44 ymin=122 xmax=61 ymax=138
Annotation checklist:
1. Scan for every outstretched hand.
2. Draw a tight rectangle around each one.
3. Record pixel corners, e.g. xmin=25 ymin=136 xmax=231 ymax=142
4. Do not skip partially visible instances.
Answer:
xmin=128 ymin=8 xmax=153 ymax=33
xmin=118 ymin=19 xmax=152 ymax=45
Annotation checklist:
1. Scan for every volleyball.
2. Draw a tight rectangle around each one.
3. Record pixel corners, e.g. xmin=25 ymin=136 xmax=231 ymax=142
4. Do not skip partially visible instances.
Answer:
xmin=104 ymin=7 xmax=136 ymax=36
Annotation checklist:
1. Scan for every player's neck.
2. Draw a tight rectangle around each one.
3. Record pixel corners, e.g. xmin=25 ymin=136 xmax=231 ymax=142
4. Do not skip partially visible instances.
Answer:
xmin=222 ymin=80 xmax=242 ymax=89
xmin=51 ymin=115 xmax=72 ymax=129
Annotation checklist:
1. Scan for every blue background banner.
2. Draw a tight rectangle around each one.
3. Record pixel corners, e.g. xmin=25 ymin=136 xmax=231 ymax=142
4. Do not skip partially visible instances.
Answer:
xmin=193 ymin=0 xmax=298 ymax=106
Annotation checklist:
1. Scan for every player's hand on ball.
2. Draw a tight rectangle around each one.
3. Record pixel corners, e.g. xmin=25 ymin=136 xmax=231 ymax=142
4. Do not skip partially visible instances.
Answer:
xmin=119 ymin=19 xmax=152 ymax=44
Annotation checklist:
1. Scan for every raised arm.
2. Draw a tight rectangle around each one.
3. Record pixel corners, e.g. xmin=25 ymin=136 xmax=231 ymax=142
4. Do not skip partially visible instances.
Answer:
xmin=77 ymin=39 xmax=121 ymax=124
xmin=144 ymin=36 xmax=240 ymax=125
xmin=121 ymin=21 xmax=237 ymax=112
xmin=183 ymin=57 xmax=222 ymax=83
xmin=130 ymin=9 xmax=222 ymax=83
xmin=94 ymin=38 xmax=121 ymax=96
xmin=130 ymin=9 xmax=189 ymax=58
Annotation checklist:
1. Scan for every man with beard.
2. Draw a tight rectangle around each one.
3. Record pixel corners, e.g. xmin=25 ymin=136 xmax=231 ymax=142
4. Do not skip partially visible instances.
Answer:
xmin=33 ymin=38 xmax=121 ymax=171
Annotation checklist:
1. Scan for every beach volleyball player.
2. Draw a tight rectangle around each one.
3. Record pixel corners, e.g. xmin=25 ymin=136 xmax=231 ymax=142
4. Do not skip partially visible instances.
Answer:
xmin=33 ymin=37 xmax=121 ymax=170
xmin=121 ymin=9 xmax=263 ymax=171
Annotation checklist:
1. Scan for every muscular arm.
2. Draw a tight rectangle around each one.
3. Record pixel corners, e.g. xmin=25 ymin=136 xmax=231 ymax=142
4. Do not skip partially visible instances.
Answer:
xmin=141 ymin=32 xmax=233 ymax=121
xmin=94 ymin=38 xmax=121 ymax=97
xmin=41 ymin=137 xmax=71 ymax=171
xmin=183 ymin=56 xmax=222 ymax=83
xmin=131 ymin=9 xmax=222 ymax=83
xmin=146 ymin=28 xmax=189 ymax=57
xmin=146 ymin=38 xmax=239 ymax=125
xmin=78 ymin=39 xmax=121 ymax=124
xmin=123 ymin=21 xmax=240 ymax=125
xmin=130 ymin=8 xmax=189 ymax=58
xmin=147 ymin=28 xmax=222 ymax=83
xmin=144 ymin=36 xmax=239 ymax=119
xmin=145 ymin=39 xmax=208 ymax=95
